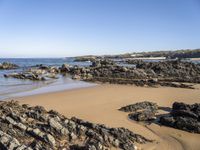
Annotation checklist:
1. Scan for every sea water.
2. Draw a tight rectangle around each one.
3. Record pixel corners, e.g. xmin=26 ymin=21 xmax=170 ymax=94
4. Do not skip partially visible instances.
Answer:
xmin=0 ymin=58 xmax=95 ymax=100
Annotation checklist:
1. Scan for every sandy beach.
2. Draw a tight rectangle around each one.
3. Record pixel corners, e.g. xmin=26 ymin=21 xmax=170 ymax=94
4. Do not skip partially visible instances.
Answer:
xmin=8 ymin=84 xmax=200 ymax=150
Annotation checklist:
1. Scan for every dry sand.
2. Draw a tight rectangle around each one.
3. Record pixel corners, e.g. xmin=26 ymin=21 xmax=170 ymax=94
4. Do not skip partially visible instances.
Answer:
xmin=13 ymin=84 xmax=200 ymax=150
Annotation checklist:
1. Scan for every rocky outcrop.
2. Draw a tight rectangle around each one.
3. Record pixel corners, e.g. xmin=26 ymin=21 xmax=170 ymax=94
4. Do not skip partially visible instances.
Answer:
xmin=135 ymin=60 xmax=200 ymax=83
xmin=4 ymin=66 xmax=59 ymax=81
xmin=119 ymin=101 xmax=158 ymax=121
xmin=4 ymin=72 xmax=46 ymax=81
xmin=3 ymin=59 xmax=199 ymax=88
xmin=159 ymin=102 xmax=200 ymax=133
xmin=36 ymin=64 xmax=60 ymax=74
xmin=0 ymin=101 xmax=151 ymax=150
xmin=59 ymin=64 xmax=71 ymax=73
xmin=119 ymin=101 xmax=158 ymax=113
xmin=60 ymin=59 xmax=198 ymax=88
xmin=0 ymin=62 xmax=19 ymax=70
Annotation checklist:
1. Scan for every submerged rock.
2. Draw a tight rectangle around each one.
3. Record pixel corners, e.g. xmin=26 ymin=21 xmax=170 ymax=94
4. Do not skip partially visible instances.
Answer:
xmin=0 ymin=101 xmax=151 ymax=150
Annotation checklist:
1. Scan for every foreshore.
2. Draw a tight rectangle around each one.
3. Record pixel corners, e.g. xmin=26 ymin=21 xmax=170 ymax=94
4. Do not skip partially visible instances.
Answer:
xmin=6 ymin=84 xmax=200 ymax=150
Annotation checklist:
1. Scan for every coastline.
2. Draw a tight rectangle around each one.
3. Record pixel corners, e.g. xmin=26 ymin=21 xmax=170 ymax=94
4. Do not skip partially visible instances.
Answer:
xmin=0 ymin=77 xmax=96 ymax=100
xmin=8 ymin=84 xmax=200 ymax=150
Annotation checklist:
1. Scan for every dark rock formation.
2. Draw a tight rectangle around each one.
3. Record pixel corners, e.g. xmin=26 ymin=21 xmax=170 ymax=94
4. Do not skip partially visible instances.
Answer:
xmin=135 ymin=60 xmax=200 ymax=83
xmin=60 ymin=59 xmax=199 ymax=88
xmin=0 ymin=101 xmax=151 ymax=150
xmin=119 ymin=101 xmax=158 ymax=113
xmin=59 ymin=64 xmax=71 ymax=73
xmin=0 ymin=62 xmax=19 ymax=70
xmin=159 ymin=102 xmax=200 ymax=133
xmin=119 ymin=101 xmax=158 ymax=122
xmin=128 ymin=110 xmax=156 ymax=121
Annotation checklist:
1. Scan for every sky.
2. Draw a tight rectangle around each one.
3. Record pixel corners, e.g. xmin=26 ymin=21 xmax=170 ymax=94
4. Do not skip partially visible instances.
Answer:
xmin=0 ymin=0 xmax=200 ymax=58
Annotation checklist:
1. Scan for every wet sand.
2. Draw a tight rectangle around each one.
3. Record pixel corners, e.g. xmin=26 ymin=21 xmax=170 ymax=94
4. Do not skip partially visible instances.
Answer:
xmin=14 ymin=84 xmax=200 ymax=150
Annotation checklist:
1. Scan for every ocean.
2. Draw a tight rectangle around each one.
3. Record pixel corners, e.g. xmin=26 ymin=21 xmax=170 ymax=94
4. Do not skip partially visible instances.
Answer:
xmin=0 ymin=58 xmax=95 ymax=100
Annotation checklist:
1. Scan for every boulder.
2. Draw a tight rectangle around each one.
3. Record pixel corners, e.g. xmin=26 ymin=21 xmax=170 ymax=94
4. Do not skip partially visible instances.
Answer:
xmin=60 ymin=64 xmax=71 ymax=72
xmin=159 ymin=102 xmax=200 ymax=133
xmin=119 ymin=101 xmax=158 ymax=113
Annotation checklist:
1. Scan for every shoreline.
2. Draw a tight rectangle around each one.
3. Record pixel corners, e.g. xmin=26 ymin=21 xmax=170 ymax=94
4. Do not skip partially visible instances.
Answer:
xmin=10 ymin=84 xmax=200 ymax=150
xmin=1 ymin=78 xmax=96 ymax=101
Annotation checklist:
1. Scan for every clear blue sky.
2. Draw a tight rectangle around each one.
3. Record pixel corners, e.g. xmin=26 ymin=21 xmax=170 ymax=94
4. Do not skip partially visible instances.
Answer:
xmin=0 ymin=0 xmax=200 ymax=57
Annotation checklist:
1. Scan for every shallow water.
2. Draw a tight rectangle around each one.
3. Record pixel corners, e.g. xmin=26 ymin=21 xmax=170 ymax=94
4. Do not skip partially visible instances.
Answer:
xmin=0 ymin=58 xmax=93 ymax=100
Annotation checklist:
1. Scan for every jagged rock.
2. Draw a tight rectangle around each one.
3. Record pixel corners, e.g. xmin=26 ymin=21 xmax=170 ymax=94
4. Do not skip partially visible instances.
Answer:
xmin=119 ymin=101 xmax=158 ymax=122
xmin=91 ymin=59 xmax=199 ymax=87
xmin=159 ymin=102 xmax=200 ymax=133
xmin=72 ymin=74 xmax=81 ymax=80
xmin=3 ymin=59 xmax=199 ymax=88
xmin=60 ymin=64 xmax=71 ymax=73
xmin=0 ymin=62 xmax=19 ymax=70
xmin=66 ymin=59 xmax=199 ymax=88
xmin=135 ymin=60 xmax=200 ymax=83
xmin=128 ymin=110 xmax=156 ymax=121
xmin=0 ymin=101 xmax=151 ymax=149
xmin=4 ymin=72 xmax=46 ymax=81
xmin=3 ymin=65 xmax=60 ymax=81
xmin=119 ymin=101 xmax=158 ymax=113
xmin=0 ymin=130 xmax=30 ymax=150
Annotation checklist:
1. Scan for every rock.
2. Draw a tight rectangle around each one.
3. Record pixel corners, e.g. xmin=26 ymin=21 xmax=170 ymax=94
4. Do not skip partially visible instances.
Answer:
xmin=159 ymin=102 xmax=200 ymax=133
xmin=49 ymin=118 xmax=63 ymax=131
xmin=172 ymin=110 xmax=198 ymax=119
xmin=72 ymin=74 xmax=81 ymax=80
xmin=0 ymin=130 xmax=30 ymax=150
xmin=4 ymin=72 xmax=46 ymax=81
xmin=0 ymin=101 xmax=151 ymax=149
xmin=159 ymin=116 xmax=175 ymax=127
xmin=0 ymin=62 xmax=19 ymax=70
xmin=60 ymin=64 xmax=71 ymax=72
xmin=112 ymin=139 xmax=119 ymax=147
xmin=119 ymin=101 xmax=158 ymax=113
xmin=69 ymin=132 xmax=77 ymax=141
xmin=135 ymin=60 xmax=200 ymax=83
xmin=128 ymin=110 xmax=157 ymax=121
xmin=172 ymin=102 xmax=191 ymax=110
xmin=68 ymin=59 xmax=200 ymax=88
xmin=44 ymin=134 xmax=56 ymax=146
xmin=119 ymin=101 xmax=158 ymax=122
xmin=4 ymin=59 xmax=199 ymax=88
xmin=3 ymin=64 xmax=60 ymax=81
